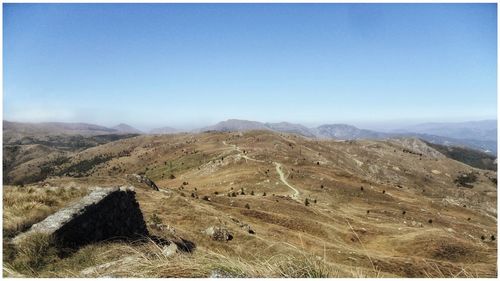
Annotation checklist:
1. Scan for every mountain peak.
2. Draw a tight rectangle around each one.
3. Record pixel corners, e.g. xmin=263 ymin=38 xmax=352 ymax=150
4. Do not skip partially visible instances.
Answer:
xmin=112 ymin=123 xmax=143 ymax=134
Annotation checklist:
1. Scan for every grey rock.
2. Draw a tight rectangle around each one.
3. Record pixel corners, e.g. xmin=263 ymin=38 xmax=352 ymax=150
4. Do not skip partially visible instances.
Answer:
xmin=13 ymin=186 xmax=148 ymax=249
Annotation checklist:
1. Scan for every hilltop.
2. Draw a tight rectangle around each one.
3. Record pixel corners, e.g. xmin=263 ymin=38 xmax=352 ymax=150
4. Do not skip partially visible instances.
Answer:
xmin=3 ymin=130 xmax=497 ymax=277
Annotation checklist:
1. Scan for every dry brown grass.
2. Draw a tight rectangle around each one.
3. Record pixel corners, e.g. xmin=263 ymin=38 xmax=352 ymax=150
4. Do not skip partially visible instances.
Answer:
xmin=3 ymin=185 xmax=88 ymax=238
xmin=3 ymin=130 xmax=497 ymax=277
xmin=4 ymin=235 xmax=381 ymax=278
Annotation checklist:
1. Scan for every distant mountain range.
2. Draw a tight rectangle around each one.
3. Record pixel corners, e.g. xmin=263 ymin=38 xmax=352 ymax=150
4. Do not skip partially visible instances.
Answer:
xmin=4 ymin=119 xmax=497 ymax=155
xmin=390 ymin=120 xmax=497 ymax=142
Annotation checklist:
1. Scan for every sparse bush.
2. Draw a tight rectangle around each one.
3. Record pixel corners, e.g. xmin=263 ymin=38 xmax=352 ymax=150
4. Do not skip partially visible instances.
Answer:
xmin=454 ymin=172 xmax=478 ymax=188
xmin=304 ymin=198 xmax=310 ymax=206
xmin=262 ymin=192 xmax=266 ymax=196
xmin=245 ymin=203 xmax=250 ymax=209
xmin=250 ymin=191 xmax=255 ymax=196
xmin=150 ymin=213 xmax=162 ymax=225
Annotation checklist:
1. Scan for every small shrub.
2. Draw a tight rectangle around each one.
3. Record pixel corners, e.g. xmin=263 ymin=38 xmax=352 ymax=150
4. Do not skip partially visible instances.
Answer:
xmin=428 ymin=219 xmax=433 ymax=224
xmin=304 ymin=198 xmax=310 ymax=206
xmin=262 ymin=192 xmax=266 ymax=196
xmin=250 ymin=191 xmax=255 ymax=196
xmin=244 ymin=203 xmax=250 ymax=209
xmin=150 ymin=213 xmax=162 ymax=225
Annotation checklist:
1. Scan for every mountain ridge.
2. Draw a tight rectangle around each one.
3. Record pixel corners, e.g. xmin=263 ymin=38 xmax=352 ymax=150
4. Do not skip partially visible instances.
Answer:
xmin=4 ymin=119 xmax=497 ymax=154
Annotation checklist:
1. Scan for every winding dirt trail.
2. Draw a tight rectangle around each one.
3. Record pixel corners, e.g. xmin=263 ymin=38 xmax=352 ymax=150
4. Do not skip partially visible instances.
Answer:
xmin=222 ymin=140 xmax=300 ymax=199
xmin=273 ymin=162 xmax=300 ymax=198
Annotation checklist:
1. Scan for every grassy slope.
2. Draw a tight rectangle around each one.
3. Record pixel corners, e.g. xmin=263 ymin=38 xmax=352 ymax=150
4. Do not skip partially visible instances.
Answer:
xmin=3 ymin=131 xmax=498 ymax=277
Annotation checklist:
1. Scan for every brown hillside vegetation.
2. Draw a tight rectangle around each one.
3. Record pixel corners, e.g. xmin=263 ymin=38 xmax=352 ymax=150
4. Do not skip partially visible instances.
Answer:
xmin=3 ymin=130 xmax=497 ymax=277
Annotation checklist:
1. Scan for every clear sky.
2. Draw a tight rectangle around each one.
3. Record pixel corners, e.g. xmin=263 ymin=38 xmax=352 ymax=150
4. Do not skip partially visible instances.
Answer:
xmin=3 ymin=3 xmax=497 ymax=130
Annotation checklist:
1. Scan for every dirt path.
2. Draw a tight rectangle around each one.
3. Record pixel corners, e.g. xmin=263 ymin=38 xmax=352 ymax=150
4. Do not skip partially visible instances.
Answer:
xmin=222 ymin=141 xmax=300 ymax=199
xmin=273 ymin=162 xmax=300 ymax=199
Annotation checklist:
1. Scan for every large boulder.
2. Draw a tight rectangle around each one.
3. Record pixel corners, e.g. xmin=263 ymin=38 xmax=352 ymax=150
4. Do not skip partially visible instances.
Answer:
xmin=13 ymin=186 xmax=148 ymax=249
xmin=129 ymin=174 xmax=160 ymax=191
xmin=204 ymin=226 xmax=233 ymax=242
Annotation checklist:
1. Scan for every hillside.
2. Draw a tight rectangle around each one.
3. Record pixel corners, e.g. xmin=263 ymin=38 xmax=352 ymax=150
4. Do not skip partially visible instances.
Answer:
xmin=3 ymin=130 xmax=497 ymax=277
xmin=3 ymin=121 xmax=118 ymax=138
xmin=423 ymin=141 xmax=497 ymax=171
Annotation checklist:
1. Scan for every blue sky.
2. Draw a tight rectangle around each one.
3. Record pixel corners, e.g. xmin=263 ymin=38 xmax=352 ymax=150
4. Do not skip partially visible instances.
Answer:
xmin=3 ymin=3 xmax=497 ymax=130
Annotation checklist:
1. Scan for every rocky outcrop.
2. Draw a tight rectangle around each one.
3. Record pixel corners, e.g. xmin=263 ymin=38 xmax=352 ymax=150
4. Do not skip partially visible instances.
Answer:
xmin=204 ymin=226 xmax=233 ymax=242
xmin=13 ymin=186 xmax=148 ymax=248
xmin=129 ymin=174 xmax=159 ymax=191
xmin=390 ymin=138 xmax=445 ymax=159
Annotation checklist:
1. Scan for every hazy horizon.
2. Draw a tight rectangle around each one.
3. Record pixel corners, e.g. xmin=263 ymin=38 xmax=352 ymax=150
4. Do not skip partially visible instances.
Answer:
xmin=4 ymin=4 xmax=497 ymax=130
xmin=3 ymin=117 xmax=497 ymax=133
